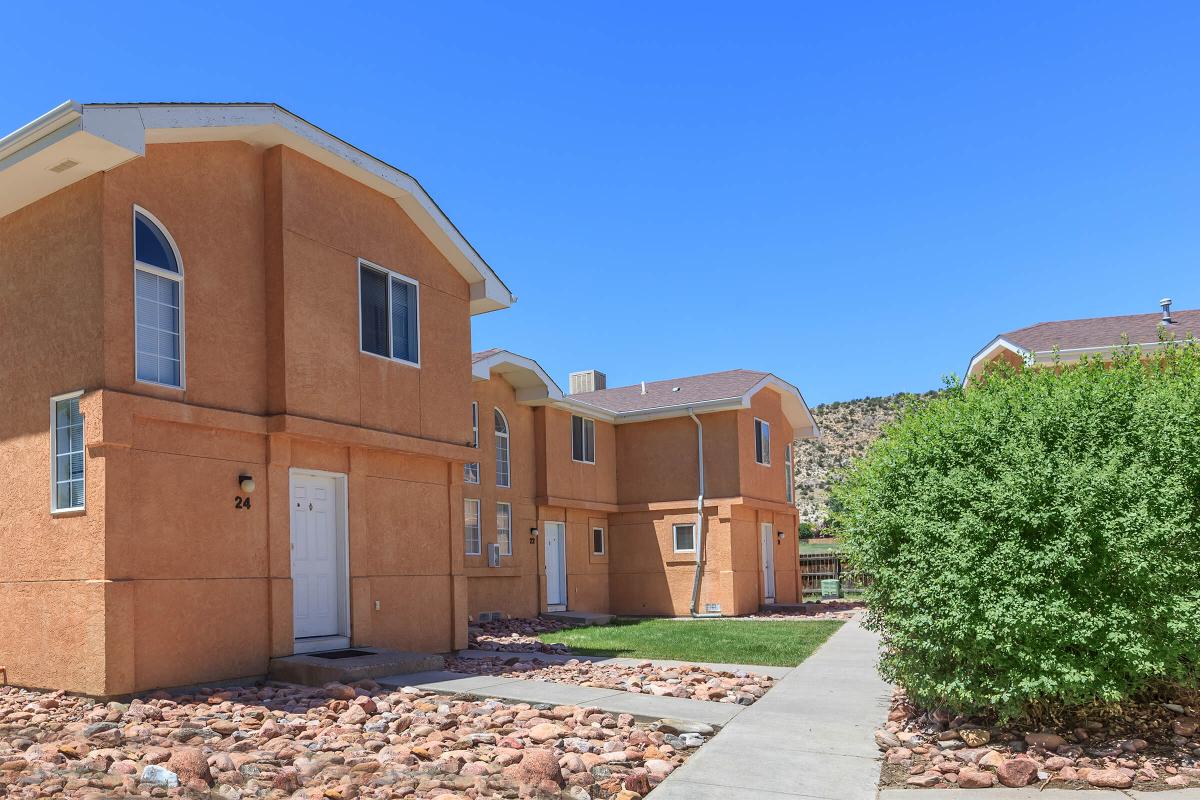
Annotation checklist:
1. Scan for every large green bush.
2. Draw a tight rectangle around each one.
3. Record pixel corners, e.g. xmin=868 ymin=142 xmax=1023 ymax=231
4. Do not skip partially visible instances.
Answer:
xmin=834 ymin=342 xmax=1200 ymax=716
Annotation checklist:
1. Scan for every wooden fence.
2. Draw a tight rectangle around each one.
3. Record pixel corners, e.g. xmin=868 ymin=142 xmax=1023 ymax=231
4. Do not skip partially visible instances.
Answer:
xmin=798 ymin=550 xmax=868 ymax=595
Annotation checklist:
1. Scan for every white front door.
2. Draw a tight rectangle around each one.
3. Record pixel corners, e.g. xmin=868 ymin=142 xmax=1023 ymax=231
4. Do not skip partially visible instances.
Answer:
xmin=760 ymin=523 xmax=776 ymax=603
xmin=291 ymin=473 xmax=341 ymax=639
xmin=544 ymin=521 xmax=567 ymax=607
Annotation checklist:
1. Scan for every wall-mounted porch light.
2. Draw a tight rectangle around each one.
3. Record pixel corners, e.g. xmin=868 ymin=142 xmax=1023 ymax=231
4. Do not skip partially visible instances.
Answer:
xmin=777 ymin=530 xmax=785 ymax=544
xmin=239 ymin=474 xmax=256 ymax=494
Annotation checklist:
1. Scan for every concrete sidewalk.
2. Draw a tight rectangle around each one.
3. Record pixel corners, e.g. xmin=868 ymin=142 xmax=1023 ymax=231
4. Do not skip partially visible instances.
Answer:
xmin=377 ymin=670 xmax=747 ymax=727
xmin=649 ymin=618 xmax=891 ymax=800
xmin=450 ymin=649 xmax=794 ymax=678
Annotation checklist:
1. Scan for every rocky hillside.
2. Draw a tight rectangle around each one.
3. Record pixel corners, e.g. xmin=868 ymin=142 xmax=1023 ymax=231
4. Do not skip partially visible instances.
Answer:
xmin=793 ymin=391 xmax=939 ymax=527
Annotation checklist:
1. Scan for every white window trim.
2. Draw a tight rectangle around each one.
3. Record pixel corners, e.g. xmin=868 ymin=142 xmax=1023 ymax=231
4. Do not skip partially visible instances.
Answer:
xmin=464 ymin=498 xmax=482 ymax=556
xmin=497 ymin=501 xmax=513 ymax=557
xmin=785 ymin=442 xmax=795 ymax=503
xmin=592 ymin=526 xmax=606 ymax=555
xmin=754 ymin=417 xmax=771 ymax=466
xmin=673 ymin=522 xmax=696 ymax=553
xmin=471 ymin=401 xmax=479 ymax=448
xmin=49 ymin=390 xmax=85 ymax=514
xmin=132 ymin=205 xmax=186 ymax=390
xmin=571 ymin=415 xmax=596 ymax=465
xmin=357 ymin=258 xmax=420 ymax=368
xmin=494 ymin=407 xmax=511 ymax=489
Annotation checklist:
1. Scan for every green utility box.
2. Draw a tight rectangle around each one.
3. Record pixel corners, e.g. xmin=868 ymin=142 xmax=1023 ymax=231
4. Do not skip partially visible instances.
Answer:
xmin=820 ymin=579 xmax=841 ymax=599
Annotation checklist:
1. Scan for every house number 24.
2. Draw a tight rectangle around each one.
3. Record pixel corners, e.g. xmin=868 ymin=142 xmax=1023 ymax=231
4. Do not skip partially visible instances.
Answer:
xmin=234 ymin=496 xmax=252 ymax=510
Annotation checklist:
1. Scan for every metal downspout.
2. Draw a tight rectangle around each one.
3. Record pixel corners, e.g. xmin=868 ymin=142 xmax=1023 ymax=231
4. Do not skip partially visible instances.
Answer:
xmin=687 ymin=409 xmax=719 ymax=617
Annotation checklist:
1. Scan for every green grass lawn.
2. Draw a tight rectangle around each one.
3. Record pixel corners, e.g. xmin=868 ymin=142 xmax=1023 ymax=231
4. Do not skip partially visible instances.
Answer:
xmin=799 ymin=539 xmax=843 ymax=554
xmin=539 ymin=618 xmax=844 ymax=667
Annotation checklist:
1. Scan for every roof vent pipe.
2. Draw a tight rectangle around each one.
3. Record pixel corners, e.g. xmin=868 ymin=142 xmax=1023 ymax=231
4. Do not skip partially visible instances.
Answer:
xmin=1161 ymin=297 xmax=1174 ymax=323
xmin=640 ymin=381 xmax=647 ymax=395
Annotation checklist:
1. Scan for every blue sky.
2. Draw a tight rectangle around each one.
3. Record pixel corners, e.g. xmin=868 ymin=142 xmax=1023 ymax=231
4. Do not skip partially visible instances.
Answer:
xmin=5 ymin=2 xmax=1198 ymax=404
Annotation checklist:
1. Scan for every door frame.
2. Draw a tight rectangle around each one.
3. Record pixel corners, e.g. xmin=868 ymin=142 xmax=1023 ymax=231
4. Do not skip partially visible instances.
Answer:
xmin=760 ymin=522 xmax=776 ymax=604
xmin=544 ymin=520 xmax=568 ymax=611
xmin=290 ymin=468 xmax=351 ymax=654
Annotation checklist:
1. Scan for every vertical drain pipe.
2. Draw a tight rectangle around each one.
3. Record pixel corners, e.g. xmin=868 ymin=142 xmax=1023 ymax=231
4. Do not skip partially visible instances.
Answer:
xmin=687 ymin=409 xmax=704 ymax=615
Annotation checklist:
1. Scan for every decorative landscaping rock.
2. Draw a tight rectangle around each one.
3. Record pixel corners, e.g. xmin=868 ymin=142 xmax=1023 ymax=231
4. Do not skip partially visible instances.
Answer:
xmin=0 ymin=681 xmax=706 ymax=798
xmin=468 ymin=617 xmax=577 ymax=654
xmin=877 ymin=686 xmax=1200 ymax=791
xmin=447 ymin=656 xmax=775 ymax=705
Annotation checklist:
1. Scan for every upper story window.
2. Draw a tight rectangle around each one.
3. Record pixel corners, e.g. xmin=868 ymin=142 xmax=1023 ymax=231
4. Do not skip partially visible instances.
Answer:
xmin=494 ymin=408 xmax=510 ymax=488
xmin=754 ymin=418 xmax=771 ymax=465
xmin=571 ymin=415 xmax=596 ymax=464
xmin=464 ymin=402 xmax=481 ymax=484
xmin=785 ymin=442 xmax=795 ymax=503
xmin=133 ymin=208 xmax=184 ymax=388
xmin=592 ymin=527 xmax=606 ymax=555
xmin=359 ymin=260 xmax=419 ymax=366
xmin=51 ymin=392 xmax=85 ymax=512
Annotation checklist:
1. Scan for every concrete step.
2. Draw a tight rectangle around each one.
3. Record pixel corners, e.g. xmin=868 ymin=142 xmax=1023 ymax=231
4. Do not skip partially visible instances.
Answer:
xmin=541 ymin=610 xmax=616 ymax=626
xmin=268 ymin=648 xmax=444 ymax=686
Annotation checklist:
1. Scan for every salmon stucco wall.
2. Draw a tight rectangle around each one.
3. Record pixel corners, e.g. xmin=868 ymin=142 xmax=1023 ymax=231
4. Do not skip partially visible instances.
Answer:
xmin=536 ymin=407 xmax=617 ymax=506
xmin=464 ymin=376 xmax=542 ymax=619
xmin=615 ymin=411 xmax=741 ymax=505
xmin=0 ymin=177 xmax=110 ymax=693
xmin=738 ymin=389 xmax=796 ymax=505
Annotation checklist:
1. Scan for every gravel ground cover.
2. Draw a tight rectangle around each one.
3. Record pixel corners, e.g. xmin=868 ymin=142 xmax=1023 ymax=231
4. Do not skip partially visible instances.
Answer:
xmin=445 ymin=657 xmax=774 ymax=706
xmin=469 ymin=619 xmax=577 ymax=655
xmin=0 ymin=680 xmax=711 ymax=799
xmin=741 ymin=601 xmax=864 ymax=621
xmin=877 ymin=687 xmax=1200 ymax=790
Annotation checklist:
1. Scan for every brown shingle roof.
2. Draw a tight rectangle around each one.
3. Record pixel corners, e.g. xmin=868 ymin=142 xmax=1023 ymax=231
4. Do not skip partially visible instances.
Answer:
xmin=569 ymin=369 xmax=770 ymax=414
xmin=1002 ymin=309 xmax=1200 ymax=353
xmin=472 ymin=348 xmax=504 ymax=363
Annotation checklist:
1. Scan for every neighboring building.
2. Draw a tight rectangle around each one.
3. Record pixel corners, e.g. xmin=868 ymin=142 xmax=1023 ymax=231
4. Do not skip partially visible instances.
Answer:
xmin=465 ymin=354 xmax=819 ymax=620
xmin=0 ymin=102 xmax=513 ymax=696
xmin=967 ymin=299 xmax=1200 ymax=379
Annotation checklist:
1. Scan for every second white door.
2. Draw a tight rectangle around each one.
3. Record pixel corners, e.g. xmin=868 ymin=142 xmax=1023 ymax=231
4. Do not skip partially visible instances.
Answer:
xmin=545 ymin=521 xmax=567 ymax=607
xmin=760 ymin=523 xmax=776 ymax=603
xmin=291 ymin=474 xmax=341 ymax=639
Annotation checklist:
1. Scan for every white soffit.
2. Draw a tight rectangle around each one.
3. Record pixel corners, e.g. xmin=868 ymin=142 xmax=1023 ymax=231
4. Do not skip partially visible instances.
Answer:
xmin=472 ymin=351 xmax=566 ymax=406
xmin=0 ymin=101 xmax=514 ymax=315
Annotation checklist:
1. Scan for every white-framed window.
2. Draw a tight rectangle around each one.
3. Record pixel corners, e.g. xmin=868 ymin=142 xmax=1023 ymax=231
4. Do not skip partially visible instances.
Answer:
xmin=464 ymin=498 xmax=481 ymax=556
xmin=673 ymin=523 xmax=696 ymax=553
xmin=592 ymin=527 xmax=606 ymax=555
xmin=571 ymin=415 xmax=596 ymax=464
xmin=464 ymin=401 xmax=480 ymax=483
xmin=754 ymin=418 xmax=771 ymax=465
xmin=133 ymin=207 xmax=184 ymax=388
xmin=785 ymin=442 xmax=795 ymax=503
xmin=494 ymin=408 xmax=510 ymax=488
xmin=496 ymin=502 xmax=512 ymax=556
xmin=51 ymin=392 xmax=85 ymax=513
xmin=359 ymin=259 xmax=419 ymax=366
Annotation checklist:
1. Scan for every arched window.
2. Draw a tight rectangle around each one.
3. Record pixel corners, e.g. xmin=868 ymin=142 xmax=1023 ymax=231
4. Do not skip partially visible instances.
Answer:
xmin=494 ymin=408 xmax=510 ymax=488
xmin=133 ymin=208 xmax=183 ymax=387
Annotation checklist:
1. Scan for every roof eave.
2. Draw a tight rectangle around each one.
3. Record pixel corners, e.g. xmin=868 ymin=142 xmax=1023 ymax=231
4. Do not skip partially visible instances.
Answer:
xmin=0 ymin=101 xmax=515 ymax=316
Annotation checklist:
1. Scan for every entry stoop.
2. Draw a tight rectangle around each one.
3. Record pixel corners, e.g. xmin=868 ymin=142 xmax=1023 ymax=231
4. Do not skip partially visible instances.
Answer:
xmin=268 ymin=648 xmax=445 ymax=686
xmin=541 ymin=610 xmax=616 ymax=626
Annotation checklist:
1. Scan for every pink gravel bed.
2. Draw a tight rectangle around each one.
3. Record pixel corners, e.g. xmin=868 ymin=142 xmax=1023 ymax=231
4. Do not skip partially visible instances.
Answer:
xmin=877 ymin=687 xmax=1200 ymax=790
xmin=446 ymin=656 xmax=774 ymax=706
xmin=468 ymin=618 xmax=577 ymax=655
xmin=743 ymin=601 xmax=864 ymax=621
xmin=0 ymin=680 xmax=710 ymax=799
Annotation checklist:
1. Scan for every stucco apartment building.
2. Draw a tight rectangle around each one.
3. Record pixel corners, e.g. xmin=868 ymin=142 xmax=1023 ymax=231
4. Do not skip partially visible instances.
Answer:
xmin=966 ymin=298 xmax=1199 ymax=378
xmin=463 ymin=352 xmax=817 ymax=623
xmin=0 ymin=101 xmax=814 ymax=697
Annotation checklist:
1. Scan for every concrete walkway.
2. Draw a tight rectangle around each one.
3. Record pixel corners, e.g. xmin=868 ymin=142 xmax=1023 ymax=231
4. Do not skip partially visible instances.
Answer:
xmin=650 ymin=618 xmax=891 ymax=800
xmin=450 ymin=649 xmax=794 ymax=678
xmin=377 ymin=668 xmax=750 ymax=727
xmin=879 ymin=791 xmax=1200 ymax=800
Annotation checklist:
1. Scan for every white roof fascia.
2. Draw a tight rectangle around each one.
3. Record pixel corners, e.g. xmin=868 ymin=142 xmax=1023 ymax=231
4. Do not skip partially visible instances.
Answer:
xmin=964 ymin=336 xmax=1030 ymax=381
xmin=471 ymin=350 xmax=565 ymax=406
